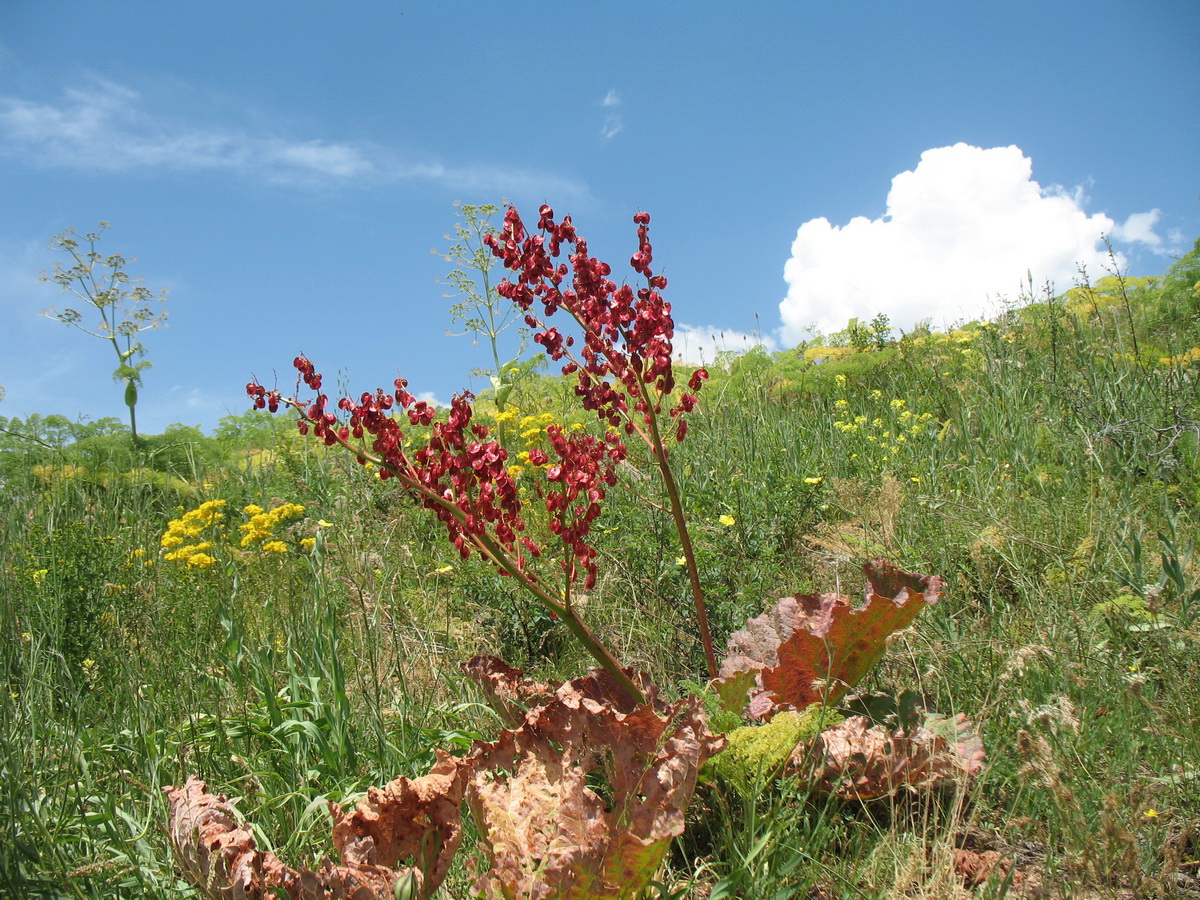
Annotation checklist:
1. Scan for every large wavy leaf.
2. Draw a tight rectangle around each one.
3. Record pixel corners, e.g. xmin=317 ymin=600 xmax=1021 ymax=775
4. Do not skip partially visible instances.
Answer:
xmin=716 ymin=559 xmax=943 ymax=717
xmin=465 ymin=664 xmax=725 ymax=899
xmin=164 ymin=750 xmax=466 ymax=899
xmin=791 ymin=712 xmax=985 ymax=799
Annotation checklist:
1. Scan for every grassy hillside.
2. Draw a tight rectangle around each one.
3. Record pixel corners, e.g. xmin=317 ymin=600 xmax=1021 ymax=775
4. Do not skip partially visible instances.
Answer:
xmin=2 ymin=243 xmax=1199 ymax=898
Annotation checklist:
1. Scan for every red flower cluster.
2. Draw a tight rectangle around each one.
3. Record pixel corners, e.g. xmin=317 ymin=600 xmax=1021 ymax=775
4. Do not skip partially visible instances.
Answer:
xmin=246 ymin=356 xmax=625 ymax=590
xmin=484 ymin=207 xmax=707 ymax=442
xmin=247 ymin=360 xmax=531 ymax=567
xmin=536 ymin=425 xmax=626 ymax=589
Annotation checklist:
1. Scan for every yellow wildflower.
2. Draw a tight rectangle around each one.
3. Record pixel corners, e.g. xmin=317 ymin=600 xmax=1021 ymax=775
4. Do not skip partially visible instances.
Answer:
xmin=719 ymin=515 xmax=736 ymax=527
xmin=261 ymin=541 xmax=288 ymax=554
xmin=803 ymin=476 xmax=823 ymax=485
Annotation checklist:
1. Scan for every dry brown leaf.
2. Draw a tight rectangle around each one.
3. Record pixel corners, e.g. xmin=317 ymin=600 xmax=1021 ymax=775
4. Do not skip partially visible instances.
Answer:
xmin=462 ymin=655 xmax=560 ymax=727
xmin=329 ymin=749 xmax=467 ymax=895
xmin=164 ymin=750 xmax=467 ymax=899
xmin=791 ymin=712 xmax=985 ymax=799
xmin=953 ymin=848 xmax=1010 ymax=887
xmin=465 ymin=666 xmax=725 ymax=900
xmin=715 ymin=559 xmax=942 ymax=718
xmin=163 ymin=775 xmax=300 ymax=899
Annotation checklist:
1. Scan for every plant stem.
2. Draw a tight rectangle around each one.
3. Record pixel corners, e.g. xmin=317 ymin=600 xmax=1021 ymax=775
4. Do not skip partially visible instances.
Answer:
xmin=644 ymin=405 xmax=719 ymax=679
xmin=284 ymin=399 xmax=647 ymax=707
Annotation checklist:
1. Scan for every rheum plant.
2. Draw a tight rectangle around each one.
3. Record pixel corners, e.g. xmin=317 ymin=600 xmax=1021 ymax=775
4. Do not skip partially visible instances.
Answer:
xmin=248 ymin=207 xmax=714 ymax=701
xmin=168 ymin=207 xmax=967 ymax=900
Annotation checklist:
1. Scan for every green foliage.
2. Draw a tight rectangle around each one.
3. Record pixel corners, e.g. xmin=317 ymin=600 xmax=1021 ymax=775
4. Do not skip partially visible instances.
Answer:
xmin=704 ymin=707 xmax=842 ymax=799
xmin=17 ymin=523 xmax=125 ymax=673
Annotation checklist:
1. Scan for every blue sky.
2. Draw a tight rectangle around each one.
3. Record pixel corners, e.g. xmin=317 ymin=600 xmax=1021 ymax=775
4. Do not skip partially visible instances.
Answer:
xmin=1 ymin=1 xmax=1196 ymax=434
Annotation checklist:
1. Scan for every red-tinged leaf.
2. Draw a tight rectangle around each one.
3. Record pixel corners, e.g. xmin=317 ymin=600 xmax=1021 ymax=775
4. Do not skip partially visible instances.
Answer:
xmin=791 ymin=712 xmax=985 ymax=799
xmin=462 ymin=654 xmax=560 ymax=727
xmin=465 ymin=665 xmax=725 ymax=899
xmin=715 ymin=559 xmax=942 ymax=717
xmin=329 ymin=749 xmax=468 ymax=894
xmin=164 ymin=751 xmax=467 ymax=900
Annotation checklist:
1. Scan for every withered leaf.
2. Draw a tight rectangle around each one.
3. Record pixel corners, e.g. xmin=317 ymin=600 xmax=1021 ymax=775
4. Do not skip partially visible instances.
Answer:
xmin=791 ymin=712 xmax=985 ymax=799
xmin=164 ymin=750 xmax=467 ymax=900
xmin=953 ymin=848 xmax=1014 ymax=888
xmin=716 ymin=559 xmax=942 ymax=718
xmin=462 ymin=655 xmax=560 ymax=727
xmin=465 ymin=666 xmax=725 ymax=900
xmin=163 ymin=776 xmax=300 ymax=899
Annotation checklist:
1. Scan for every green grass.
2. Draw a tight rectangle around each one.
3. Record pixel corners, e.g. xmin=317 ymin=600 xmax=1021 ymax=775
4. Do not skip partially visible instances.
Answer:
xmin=2 ymin=248 xmax=1199 ymax=897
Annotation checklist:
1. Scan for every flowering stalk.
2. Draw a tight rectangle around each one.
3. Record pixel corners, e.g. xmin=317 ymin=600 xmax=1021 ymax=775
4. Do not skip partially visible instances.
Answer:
xmin=247 ymin=362 xmax=644 ymax=705
xmin=484 ymin=207 xmax=718 ymax=677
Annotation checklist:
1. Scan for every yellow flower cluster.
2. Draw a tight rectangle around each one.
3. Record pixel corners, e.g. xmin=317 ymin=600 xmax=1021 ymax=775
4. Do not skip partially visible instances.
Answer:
xmin=500 ymin=411 xmax=586 ymax=478
xmin=158 ymin=499 xmax=314 ymax=569
xmin=30 ymin=464 xmax=89 ymax=486
xmin=239 ymin=502 xmax=305 ymax=548
xmin=160 ymin=500 xmax=227 ymax=568
xmin=830 ymin=390 xmax=936 ymax=472
xmin=1159 ymin=346 xmax=1200 ymax=367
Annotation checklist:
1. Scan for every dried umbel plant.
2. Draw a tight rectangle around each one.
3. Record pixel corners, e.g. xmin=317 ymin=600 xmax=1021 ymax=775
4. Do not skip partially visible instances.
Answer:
xmin=40 ymin=222 xmax=168 ymax=445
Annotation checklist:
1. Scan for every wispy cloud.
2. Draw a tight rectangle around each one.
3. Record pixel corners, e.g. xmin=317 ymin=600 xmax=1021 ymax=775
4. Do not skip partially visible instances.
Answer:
xmin=599 ymin=88 xmax=623 ymax=140
xmin=1110 ymin=209 xmax=1167 ymax=253
xmin=0 ymin=79 xmax=589 ymax=198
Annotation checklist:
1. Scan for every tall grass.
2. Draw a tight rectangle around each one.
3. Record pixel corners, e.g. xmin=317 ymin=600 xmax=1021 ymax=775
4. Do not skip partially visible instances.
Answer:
xmin=2 ymin=257 xmax=1199 ymax=897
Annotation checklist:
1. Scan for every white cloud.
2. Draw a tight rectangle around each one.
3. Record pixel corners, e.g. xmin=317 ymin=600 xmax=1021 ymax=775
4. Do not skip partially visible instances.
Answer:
xmin=0 ymin=79 xmax=589 ymax=198
xmin=413 ymin=390 xmax=448 ymax=408
xmin=1111 ymin=209 xmax=1165 ymax=251
xmin=602 ymin=89 xmax=621 ymax=108
xmin=779 ymin=143 xmax=1165 ymax=343
xmin=672 ymin=324 xmax=777 ymax=366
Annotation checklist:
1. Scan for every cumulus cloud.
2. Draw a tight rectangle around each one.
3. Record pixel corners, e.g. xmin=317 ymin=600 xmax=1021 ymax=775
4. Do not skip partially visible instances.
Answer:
xmin=779 ymin=143 xmax=1166 ymax=344
xmin=0 ymin=79 xmax=588 ymax=198
xmin=672 ymin=323 xmax=777 ymax=366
